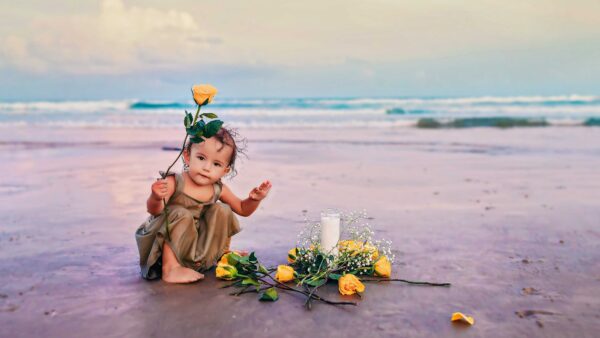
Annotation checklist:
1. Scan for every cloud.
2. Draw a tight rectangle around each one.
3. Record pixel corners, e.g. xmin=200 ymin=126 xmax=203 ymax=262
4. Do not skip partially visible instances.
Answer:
xmin=1 ymin=0 xmax=599 ymax=99
xmin=1 ymin=35 xmax=48 ymax=73
xmin=1 ymin=0 xmax=220 ymax=75
xmin=4 ymin=0 xmax=600 ymax=76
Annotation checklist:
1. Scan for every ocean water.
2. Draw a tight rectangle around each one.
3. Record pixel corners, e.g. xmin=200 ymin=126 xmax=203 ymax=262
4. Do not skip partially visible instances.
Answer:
xmin=1 ymin=95 xmax=599 ymax=129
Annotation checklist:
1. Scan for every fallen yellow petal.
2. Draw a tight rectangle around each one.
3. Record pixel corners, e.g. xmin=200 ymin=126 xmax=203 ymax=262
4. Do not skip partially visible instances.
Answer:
xmin=451 ymin=312 xmax=475 ymax=325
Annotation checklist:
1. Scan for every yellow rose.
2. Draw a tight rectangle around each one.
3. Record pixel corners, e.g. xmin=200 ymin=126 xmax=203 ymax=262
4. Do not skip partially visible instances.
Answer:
xmin=219 ymin=255 xmax=228 ymax=265
xmin=338 ymin=274 xmax=365 ymax=295
xmin=339 ymin=240 xmax=363 ymax=256
xmin=287 ymin=248 xmax=297 ymax=263
xmin=215 ymin=263 xmax=238 ymax=280
xmin=219 ymin=251 xmax=242 ymax=265
xmin=192 ymin=84 xmax=218 ymax=106
xmin=275 ymin=265 xmax=295 ymax=283
xmin=374 ymin=256 xmax=392 ymax=278
xmin=363 ymin=243 xmax=379 ymax=260
xmin=338 ymin=240 xmax=350 ymax=249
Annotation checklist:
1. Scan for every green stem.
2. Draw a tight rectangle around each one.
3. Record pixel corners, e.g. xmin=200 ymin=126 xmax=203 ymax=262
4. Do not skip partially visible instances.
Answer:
xmin=259 ymin=275 xmax=355 ymax=307
xmin=220 ymin=280 xmax=243 ymax=289
xmin=236 ymin=286 xmax=270 ymax=296
xmin=162 ymin=105 xmax=202 ymax=241
xmin=361 ymin=277 xmax=451 ymax=287
xmin=304 ymin=285 xmax=321 ymax=310
xmin=231 ymin=285 xmax=252 ymax=296
xmin=163 ymin=105 xmax=201 ymax=178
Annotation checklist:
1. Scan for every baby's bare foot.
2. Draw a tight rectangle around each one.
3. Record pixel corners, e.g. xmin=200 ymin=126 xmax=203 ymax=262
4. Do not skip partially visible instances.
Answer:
xmin=162 ymin=266 xmax=204 ymax=284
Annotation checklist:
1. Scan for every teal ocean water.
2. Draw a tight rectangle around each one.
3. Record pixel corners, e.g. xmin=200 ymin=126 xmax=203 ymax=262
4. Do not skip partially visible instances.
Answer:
xmin=1 ymin=95 xmax=599 ymax=128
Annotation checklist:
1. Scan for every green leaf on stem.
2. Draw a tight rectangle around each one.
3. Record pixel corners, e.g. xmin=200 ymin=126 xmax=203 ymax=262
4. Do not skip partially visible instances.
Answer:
xmin=328 ymin=273 xmax=342 ymax=281
xmin=258 ymin=264 xmax=269 ymax=275
xmin=184 ymin=112 xmax=193 ymax=128
xmin=241 ymin=278 xmax=260 ymax=287
xmin=259 ymin=287 xmax=279 ymax=302
xmin=226 ymin=253 xmax=242 ymax=266
xmin=315 ymin=254 xmax=325 ymax=267
xmin=187 ymin=121 xmax=206 ymax=136
xmin=201 ymin=112 xmax=218 ymax=119
xmin=204 ymin=120 xmax=223 ymax=138
xmin=190 ymin=136 xmax=204 ymax=144
xmin=248 ymin=252 xmax=258 ymax=264
xmin=305 ymin=278 xmax=327 ymax=287
xmin=238 ymin=256 xmax=251 ymax=266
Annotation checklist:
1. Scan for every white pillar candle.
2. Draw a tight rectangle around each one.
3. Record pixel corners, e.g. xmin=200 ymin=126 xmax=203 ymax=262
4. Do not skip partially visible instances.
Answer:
xmin=320 ymin=210 xmax=340 ymax=255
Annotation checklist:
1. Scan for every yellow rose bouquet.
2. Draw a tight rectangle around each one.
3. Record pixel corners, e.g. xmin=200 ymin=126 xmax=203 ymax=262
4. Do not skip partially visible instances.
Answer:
xmin=215 ymin=251 xmax=356 ymax=306
xmin=215 ymin=210 xmax=450 ymax=310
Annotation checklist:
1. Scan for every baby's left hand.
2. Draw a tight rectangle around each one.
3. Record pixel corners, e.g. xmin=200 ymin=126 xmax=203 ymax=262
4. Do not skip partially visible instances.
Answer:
xmin=249 ymin=180 xmax=272 ymax=201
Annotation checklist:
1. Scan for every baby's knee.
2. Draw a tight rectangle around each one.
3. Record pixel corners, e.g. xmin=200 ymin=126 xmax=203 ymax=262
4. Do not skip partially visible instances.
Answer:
xmin=210 ymin=203 xmax=234 ymax=217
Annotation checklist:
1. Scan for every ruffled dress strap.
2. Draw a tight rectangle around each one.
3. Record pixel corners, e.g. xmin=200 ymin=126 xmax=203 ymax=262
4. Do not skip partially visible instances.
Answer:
xmin=212 ymin=179 xmax=223 ymax=204
xmin=158 ymin=171 xmax=184 ymax=205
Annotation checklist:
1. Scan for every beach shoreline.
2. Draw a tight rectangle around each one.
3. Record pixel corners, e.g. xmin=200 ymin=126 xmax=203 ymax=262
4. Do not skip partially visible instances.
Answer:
xmin=1 ymin=125 xmax=599 ymax=337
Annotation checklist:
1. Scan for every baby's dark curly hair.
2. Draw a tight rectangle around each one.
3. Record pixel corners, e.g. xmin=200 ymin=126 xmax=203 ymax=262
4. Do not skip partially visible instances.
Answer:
xmin=184 ymin=125 xmax=247 ymax=178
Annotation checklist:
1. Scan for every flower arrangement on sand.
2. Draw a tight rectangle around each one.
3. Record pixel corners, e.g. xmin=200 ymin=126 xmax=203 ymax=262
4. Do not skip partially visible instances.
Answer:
xmin=216 ymin=211 xmax=450 ymax=309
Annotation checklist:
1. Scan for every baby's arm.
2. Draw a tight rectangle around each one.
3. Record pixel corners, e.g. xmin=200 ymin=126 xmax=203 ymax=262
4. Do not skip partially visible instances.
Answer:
xmin=146 ymin=175 xmax=176 ymax=216
xmin=219 ymin=180 xmax=272 ymax=217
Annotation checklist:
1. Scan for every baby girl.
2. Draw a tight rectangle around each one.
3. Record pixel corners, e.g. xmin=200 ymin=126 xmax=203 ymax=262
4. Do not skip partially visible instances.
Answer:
xmin=135 ymin=127 xmax=271 ymax=283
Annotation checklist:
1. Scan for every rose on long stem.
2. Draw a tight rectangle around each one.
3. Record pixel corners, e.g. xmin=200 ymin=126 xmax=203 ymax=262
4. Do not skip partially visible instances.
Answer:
xmin=161 ymin=105 xmax=202 ymax=241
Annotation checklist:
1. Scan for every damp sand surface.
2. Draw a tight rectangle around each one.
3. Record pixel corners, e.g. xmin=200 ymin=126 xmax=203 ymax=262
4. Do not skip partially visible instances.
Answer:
xmin=1 ymin=126 xmax=600 ymax=337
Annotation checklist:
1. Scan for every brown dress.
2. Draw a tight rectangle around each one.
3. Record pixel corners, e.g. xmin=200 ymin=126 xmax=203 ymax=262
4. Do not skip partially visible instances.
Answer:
xmin=135 ymin=172 xmax=241 ymax=280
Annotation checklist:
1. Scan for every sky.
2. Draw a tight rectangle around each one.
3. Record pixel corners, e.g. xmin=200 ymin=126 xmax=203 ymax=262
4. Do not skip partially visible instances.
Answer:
xmin=0 ymin=0 xmax=599 ymax=100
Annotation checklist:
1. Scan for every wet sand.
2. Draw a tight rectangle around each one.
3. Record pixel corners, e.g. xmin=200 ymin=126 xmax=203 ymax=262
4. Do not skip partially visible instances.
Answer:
xmin=1 ymin=126 xmax=600 ymax=337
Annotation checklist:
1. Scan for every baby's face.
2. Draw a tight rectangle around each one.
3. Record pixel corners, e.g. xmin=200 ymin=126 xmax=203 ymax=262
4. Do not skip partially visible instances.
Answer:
xmin=184 ymin=137 xmax=232 ymax=186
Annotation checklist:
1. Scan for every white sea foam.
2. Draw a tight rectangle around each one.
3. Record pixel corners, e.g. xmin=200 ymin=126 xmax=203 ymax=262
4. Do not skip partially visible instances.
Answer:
xmin=3 ymin=117 xmax=592 ymax=129
xmin=1 ymin=95 xmax=598 ymax=129
xmin=310 ymin=95 xmax=600 ymax=106
xmin=0 ymin=100 xmax=132 ymax=113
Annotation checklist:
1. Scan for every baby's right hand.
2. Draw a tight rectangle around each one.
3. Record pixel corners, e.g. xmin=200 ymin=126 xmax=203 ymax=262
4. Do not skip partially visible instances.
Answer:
xmin=151 ymin=179 xmax=168 ymax=201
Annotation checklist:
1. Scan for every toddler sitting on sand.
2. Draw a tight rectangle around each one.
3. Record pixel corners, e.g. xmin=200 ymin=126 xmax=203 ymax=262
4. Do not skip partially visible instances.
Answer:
xmin=135 ymin=127 xmax=271 ymax=283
